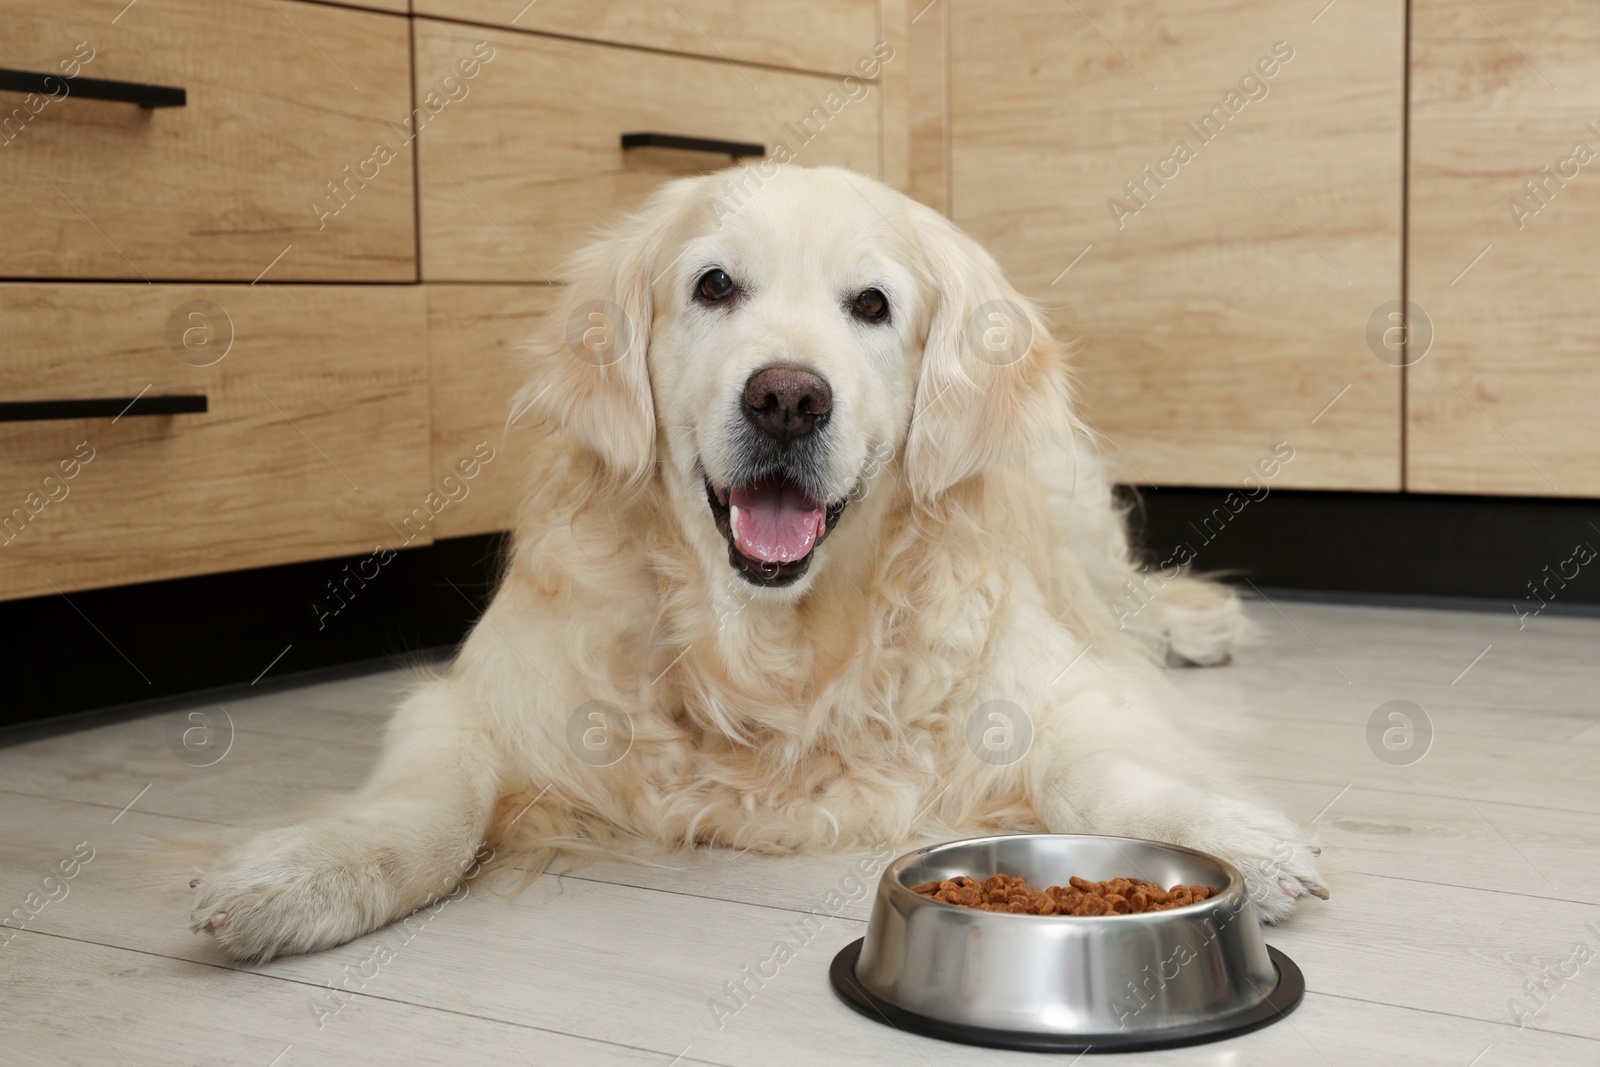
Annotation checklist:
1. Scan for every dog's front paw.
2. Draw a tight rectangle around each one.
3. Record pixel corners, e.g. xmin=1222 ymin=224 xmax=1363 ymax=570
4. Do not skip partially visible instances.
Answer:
xmin=1183 ymin=800 xmax=1328 ymax=923
xmin=191 ymin=824 xmax=393 ymax=962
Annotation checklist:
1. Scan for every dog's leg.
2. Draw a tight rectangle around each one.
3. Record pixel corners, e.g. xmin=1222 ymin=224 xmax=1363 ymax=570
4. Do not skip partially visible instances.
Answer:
xmin=191 ymin=681 xmax=499 ymax=961
xmin=1140 ymin=574 xmax=1254 ymax=667
xmin=994 ymin=597 xmax=1325 ymax=921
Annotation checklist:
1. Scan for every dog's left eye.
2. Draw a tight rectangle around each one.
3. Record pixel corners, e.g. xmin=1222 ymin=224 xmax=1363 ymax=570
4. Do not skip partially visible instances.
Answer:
xmin=852 ymin=288 xmax=890 ymax=323
xmin=696 ymin=268 xmax=738 ymax=304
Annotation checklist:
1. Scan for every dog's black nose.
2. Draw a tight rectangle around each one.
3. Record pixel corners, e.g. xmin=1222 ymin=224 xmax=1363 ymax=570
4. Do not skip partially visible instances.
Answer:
xmin=742 ymin=365 xmax=832 ymax=444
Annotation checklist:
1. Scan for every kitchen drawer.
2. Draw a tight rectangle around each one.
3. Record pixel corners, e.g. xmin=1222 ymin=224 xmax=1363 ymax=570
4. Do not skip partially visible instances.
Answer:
xmin=0 ymin=285 xmax=430 ymax=600
xmin=426 ymin=284 xmax=561 ymax=538
xmin=416 ymin=21 xmax=884 ymax=282
xmin=0 ymin=0 xmax=414 ymax=282
xmin=412 ymin=0 xmax=877 ymax=77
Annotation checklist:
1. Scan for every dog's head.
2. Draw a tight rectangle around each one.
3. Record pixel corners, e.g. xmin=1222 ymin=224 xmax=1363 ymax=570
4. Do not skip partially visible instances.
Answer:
xmin=520 ymin=165 xmax=1071 ymax=597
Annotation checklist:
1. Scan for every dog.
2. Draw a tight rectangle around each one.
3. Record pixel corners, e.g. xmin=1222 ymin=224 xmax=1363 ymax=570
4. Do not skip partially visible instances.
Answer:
xmin=192 ymin=165 xmax=1326 ymax=961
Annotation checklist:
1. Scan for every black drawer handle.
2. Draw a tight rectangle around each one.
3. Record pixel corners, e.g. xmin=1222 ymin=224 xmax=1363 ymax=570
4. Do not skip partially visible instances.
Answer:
xmin=0 ymin=395 xmax=207 ymax=423
xmin=621 ymin=132 xmax=763 ymax=159
xmin=0 ymin=68 xmax=186 ymax=108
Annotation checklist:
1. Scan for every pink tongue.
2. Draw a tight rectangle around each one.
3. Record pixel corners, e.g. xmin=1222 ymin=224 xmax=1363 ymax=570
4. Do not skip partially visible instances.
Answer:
xmin=730 ymin=480 xmax=826 ymax=563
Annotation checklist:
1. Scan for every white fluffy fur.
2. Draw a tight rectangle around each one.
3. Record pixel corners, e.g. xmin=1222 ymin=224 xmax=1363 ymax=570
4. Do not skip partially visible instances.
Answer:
xmin=192 ymin=166 xmax=1323 ymax=961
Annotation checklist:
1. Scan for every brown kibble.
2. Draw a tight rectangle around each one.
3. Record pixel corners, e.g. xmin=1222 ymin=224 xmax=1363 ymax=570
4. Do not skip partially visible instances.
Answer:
xmin=914 ymin=872 xmax=1220 ymax=916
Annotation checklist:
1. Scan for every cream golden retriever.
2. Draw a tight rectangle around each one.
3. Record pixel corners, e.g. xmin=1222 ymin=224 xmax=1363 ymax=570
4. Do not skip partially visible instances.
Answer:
xmin=192 ymin=165 xmax=1325 ymax=960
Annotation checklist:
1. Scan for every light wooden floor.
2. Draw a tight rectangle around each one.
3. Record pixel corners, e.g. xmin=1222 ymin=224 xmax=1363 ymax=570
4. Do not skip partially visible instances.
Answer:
xmin=4 ymin=597 xmax=1598 ymax=1065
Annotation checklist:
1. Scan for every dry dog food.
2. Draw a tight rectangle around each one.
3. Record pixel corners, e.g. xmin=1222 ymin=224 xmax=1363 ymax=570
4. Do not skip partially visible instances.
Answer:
xmin=909 ymin=873 xmax=1215 ymax=915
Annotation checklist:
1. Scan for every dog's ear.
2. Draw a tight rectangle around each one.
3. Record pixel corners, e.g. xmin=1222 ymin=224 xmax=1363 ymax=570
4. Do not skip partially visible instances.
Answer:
xmin=902 ymin=204 xmax=1077 ymax=502
xmin=513 ymin=181 xmax=696 ymax=485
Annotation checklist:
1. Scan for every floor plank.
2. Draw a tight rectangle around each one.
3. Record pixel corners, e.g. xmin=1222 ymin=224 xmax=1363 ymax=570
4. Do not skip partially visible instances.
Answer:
xmin=1 ymin=932 xmax=724 ymax=1067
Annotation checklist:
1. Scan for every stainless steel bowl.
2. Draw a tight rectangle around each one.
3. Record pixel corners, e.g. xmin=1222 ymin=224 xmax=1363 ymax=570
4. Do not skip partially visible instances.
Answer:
xmin=830 ymin=834 xmax=1304 ymax=1052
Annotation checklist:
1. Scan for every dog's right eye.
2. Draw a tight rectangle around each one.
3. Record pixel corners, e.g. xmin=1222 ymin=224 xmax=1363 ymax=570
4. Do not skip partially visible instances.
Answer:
xmin=696 ymin=268 xmax=737 ymax=304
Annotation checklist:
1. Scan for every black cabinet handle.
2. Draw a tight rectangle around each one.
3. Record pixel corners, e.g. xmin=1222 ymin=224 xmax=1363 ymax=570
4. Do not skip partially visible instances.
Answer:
xmin=0 ymin=395 xmax=207 ymax=423
xmin=0 ymin=68 xmax=186 ymax=108
xmin=621 ymin=132 xmax=763 ymax=159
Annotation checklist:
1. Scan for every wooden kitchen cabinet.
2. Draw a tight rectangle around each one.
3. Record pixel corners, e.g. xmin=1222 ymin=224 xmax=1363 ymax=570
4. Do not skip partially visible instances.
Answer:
xmin=940 ymin=0 xmax=1406 ymax=490
xmin=0 ymin=2 xmax=895 ymax=602
xmin=1407 ymin=0 xmax=1600 ymax=496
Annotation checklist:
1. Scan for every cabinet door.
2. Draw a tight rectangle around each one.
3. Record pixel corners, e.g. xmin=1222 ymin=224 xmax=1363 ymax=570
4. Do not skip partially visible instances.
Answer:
xmin=1408 ymin=0 xmax=1600 ymax=496
xmin=426 ymin=284 xmax=561 ymax=538
xmin=412 ymin=0 xmax=878 ymax=77
xmin=0 ymin=285 xmax=430 ymax=600
xmin=415 ymin=21 xmax=884 ymax=282
xmin=0 ymin=0 xmax=414 ymax=281
xmin=948 ymin=0 xmax=1404 ymax=489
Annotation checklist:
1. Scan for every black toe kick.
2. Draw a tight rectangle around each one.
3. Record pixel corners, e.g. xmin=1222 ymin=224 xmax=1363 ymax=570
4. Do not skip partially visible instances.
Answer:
xmin=1120 ymin=486 xmax=1600 ymax=613
xmin=0 ymin=533 xmax=508 ymax=730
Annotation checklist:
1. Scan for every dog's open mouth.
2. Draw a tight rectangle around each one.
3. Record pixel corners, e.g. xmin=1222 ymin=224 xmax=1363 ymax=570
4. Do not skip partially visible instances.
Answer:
xmin=705 ymin=475 xmax=847 ymax=587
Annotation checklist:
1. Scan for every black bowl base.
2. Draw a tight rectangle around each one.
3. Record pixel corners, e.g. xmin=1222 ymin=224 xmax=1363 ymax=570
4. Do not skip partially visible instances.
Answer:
xmin=828 ymin=938 xmax=1305 ymax=1054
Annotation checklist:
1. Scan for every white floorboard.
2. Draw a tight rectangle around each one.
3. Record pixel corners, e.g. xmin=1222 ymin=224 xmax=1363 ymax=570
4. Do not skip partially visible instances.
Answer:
xmin=3 ymin=598 xmax=1597 ymax=1065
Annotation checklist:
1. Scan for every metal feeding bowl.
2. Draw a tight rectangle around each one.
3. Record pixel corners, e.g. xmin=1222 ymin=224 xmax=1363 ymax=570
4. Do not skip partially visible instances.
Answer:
xmin=830 ymin=834 xmax=1304 ymax=1053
